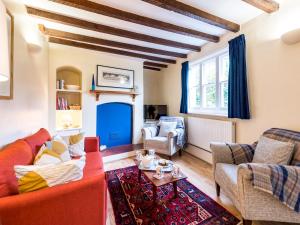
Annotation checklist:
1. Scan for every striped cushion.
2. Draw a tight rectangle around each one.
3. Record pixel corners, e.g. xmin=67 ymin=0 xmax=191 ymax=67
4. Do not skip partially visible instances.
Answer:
xmin=15 ymin=156 xmax=85 ymax=193
xmin=46 ymin=138 xmax=71 ymax=162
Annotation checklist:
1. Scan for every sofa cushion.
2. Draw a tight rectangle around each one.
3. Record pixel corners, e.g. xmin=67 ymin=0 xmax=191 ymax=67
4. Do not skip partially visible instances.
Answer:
xmin=253 ymin=136 xmax=295 ymax=165
xmin=215 ymin=163 xmax=238 ymax=199
xmin=0 ymin=140 xmax=33 ymax=197
xmin=24 ymin=128 xmax=51 ymax=156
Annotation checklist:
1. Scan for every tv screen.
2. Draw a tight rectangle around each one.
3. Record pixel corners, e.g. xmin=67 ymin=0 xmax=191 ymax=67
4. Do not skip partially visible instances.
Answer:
xmin=144 ymin=105 xmax=167 ymax=121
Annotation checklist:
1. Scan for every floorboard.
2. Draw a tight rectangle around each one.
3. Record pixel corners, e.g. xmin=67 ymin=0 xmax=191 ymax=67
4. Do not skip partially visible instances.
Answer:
xmin=104 ymin=152 xmax=294 ymax=225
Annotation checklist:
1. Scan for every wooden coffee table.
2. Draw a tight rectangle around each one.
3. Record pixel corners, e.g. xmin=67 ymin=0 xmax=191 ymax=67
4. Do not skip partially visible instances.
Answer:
xmin=134 ymin=159 xmax=187 ymax=205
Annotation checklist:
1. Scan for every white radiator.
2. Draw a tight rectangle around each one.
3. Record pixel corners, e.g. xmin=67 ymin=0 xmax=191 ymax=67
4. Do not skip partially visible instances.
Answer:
xmin=187 ymin=117 xmax=236 ymax=152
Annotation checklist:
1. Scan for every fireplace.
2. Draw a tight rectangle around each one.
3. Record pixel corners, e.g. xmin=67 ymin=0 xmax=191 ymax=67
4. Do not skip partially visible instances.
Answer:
xmin=96 ymin=102 xmax=133 ymax=148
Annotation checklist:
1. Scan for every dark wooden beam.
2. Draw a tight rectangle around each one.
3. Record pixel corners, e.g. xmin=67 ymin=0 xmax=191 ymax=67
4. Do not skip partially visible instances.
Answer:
xmin=39 ymin=25 xmax=187 ymax=58
xmin=141 ymin=0 xmax=240 ymax=32
xmin=50 ymin=0 xmax=219 ymax=42
xmin=49 ymin=37 xmax=176 ymax=64
xmin=144 ymin=61 xmax=168 ymax=68
xmin=144 ymin=66 xmax=161 ymax=71
xmin=242 ymin=0 xmax=279 ymax=13
xmin=27 ymin=6 xmax=201 ymax=51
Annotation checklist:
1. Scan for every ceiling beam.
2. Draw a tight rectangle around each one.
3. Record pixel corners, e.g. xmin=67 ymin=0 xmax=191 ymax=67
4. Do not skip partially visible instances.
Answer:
xmin=144 ymin=66 xmax=161 ymax=71
xmin=26 ymin=6 xmax=201 ymax=52
xmin=141 ymin=0 xmax=240 ymax=32
xmin=242 ymin=0 xmax=279 ymax=13
xmin=49 ymin=37 xmax=177 ymax=64
xmin=144 ymin=61 xmax=168 ymax=68
xmin=50 ymin=0 xmax=219 ymax=42
xmin=39 ymin=25 xmax=187 ymax=58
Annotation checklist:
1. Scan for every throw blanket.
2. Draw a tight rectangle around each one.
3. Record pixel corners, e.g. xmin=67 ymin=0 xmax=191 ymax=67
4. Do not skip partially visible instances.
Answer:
xmin=159 ymin=116 xmax=186 ymax=148
xmin=247 ymin=163 xmax=300 ymax=212
xmin=225 ymin=143 xmax=256 ymax=165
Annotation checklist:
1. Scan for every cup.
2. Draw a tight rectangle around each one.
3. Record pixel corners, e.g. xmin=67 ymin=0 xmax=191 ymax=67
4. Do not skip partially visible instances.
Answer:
xmin=172 ymin=165 xmax=180 ymax=178
xmin=136 ymin=150 xmax=142 ymax=161
xmin=148 ymin=149 xmax=155 ymax=156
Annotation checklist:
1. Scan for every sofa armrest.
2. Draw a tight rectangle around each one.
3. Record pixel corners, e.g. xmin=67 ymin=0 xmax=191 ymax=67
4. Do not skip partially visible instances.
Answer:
xmin=84 ymin=137 xmax=100 ymax=153
xmin=210 ymin=142 xmax=234 ymax=174
xmin=141 ymin=126 xmax=158 ymax=140
xmin=0 ymin=173 xmax=107 ymax=225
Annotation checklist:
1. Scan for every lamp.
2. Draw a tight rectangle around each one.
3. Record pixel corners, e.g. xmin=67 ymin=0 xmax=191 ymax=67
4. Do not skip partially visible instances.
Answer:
xmin=0 ymin=0 xmax=9 ymax=82
xmin=281 ymin=28 xmax=300 ymax=45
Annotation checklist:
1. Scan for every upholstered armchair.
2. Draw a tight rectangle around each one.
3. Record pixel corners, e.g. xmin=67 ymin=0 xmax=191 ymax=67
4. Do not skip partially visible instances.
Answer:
xmin=141 ymin=117 xmax=186 ymax=159
xmin=210 ymin=128 xmax=300 ymax=225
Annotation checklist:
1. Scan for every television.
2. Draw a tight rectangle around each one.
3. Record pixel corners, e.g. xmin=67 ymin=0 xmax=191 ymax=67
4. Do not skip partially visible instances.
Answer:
xmin=144 ymin=105 xmax=168 ymax=121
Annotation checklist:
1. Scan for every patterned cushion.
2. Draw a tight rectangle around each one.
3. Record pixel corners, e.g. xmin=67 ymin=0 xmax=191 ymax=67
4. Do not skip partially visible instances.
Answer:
xmin=252 ymin=136 xmax=295 ymax=165
xmin=15 ymin=156 xmax=85 ymax=193
xmin=47 ymin=137 xmax=71 ymax=162
xmin=68 ymin=133 xmax=85 ymax=157
xmin=34 ymin=145 xmax=62 ymax=166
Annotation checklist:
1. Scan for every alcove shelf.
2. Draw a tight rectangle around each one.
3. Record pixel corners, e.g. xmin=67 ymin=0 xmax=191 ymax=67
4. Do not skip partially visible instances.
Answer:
xmin=89 ymin=90 xmax=139 ymax=102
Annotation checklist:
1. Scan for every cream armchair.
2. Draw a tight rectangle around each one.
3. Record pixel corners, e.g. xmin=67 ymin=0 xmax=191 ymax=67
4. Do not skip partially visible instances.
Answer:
xmin=141 ymin=117 xmax=186 ymax=159
xmin=211 ymin=128 xmax=300 ymax=225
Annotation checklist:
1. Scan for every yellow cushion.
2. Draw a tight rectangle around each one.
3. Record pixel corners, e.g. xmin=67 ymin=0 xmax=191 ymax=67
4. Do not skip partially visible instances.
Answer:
xmin=69 ymin=133 xmax=84 ymax=145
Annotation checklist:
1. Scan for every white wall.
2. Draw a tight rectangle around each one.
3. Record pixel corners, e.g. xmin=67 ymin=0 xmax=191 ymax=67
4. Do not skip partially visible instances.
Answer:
xmin=0 ymin=0 xmax=49 ymax=147
xmin=49 ymin=44 xmax=144 ymax=144
xmin=159 ymin=0 xmax=300 ymax=144
xmin=143 ymin=69 xmax=164 ymax=105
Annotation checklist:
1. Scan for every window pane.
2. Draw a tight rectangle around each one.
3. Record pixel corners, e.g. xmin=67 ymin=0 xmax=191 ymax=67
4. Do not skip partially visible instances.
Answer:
xmin=220 ymin=53 xmax=229 ymax=82
xmin=220 ymin=81 xmax=228 ymax=108
xmin=189 ymin=64 xmax=200 ymax=87
xmin=202 ymin=58 xmax=216 ymax=85
xmin=202 ymin=84 xmax=216 ymax=108
xmin=189 ymin=86 xmax=201 ymax=108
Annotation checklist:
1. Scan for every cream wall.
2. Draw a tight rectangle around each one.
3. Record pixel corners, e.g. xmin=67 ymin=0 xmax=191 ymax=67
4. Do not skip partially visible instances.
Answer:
xmin=160 ymin=0 xmax=300 ymax=143
xmin=0 ymin=0 xmax=49 ymax=147
xmin=144 ymin=70 xmax=164 ymax=105
xmin=49 ymin=44 xmax=144 ymax=144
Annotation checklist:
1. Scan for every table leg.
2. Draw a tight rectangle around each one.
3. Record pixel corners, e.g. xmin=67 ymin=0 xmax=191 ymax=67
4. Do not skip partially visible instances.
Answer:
xmin=173 ymin=181 xmax=178 ymax=198
xmin=138 ymin=169 xmax=142 ymax=183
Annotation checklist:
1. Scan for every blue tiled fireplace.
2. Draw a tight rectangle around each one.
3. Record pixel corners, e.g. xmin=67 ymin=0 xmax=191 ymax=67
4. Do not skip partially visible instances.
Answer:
xmin=96 ymin=102 xmax=133 ymax=148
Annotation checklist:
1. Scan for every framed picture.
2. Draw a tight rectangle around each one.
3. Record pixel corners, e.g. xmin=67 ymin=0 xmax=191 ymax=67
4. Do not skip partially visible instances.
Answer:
xmin=0 ymin=10 xmax=14 ymax=100
xmin=96 ymin=65 xmax=134 ymax=89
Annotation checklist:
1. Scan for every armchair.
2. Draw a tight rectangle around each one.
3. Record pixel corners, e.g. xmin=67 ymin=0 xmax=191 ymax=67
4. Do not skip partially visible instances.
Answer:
xmin=211 ymin=128 xmax=300 ymax=225
xmin=142 ymin=117 xmax=186 ymax=159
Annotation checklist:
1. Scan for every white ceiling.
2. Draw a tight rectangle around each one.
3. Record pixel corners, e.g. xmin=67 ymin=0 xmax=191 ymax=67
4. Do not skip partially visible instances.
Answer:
xmin=16 ymin=0 xmax=277 ymax=61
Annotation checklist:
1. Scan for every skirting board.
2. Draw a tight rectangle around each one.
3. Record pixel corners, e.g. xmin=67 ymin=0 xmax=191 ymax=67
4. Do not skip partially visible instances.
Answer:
xmin=103 ymin=150 xmax=136 ymax=163
xmin=185 ymin=144 xmax=212 ymax=164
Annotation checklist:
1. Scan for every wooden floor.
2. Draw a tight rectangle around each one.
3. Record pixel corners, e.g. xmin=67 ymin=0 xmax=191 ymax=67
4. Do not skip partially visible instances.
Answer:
xmin=104 ymin=152 xmax=293 ymax=225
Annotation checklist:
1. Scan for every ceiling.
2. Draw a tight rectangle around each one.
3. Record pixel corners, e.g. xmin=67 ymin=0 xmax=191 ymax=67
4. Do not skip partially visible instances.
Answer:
xmin=12 ymin=0 xmax=282 ymax=69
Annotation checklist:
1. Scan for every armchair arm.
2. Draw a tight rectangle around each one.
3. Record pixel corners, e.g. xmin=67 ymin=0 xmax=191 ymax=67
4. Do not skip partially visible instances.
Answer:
xmin=210 ymin=142 xmax=234 ymax=174
xmin=168 ymin=130 xmax=178 ymax=139
xmin=141 ymin=126 xmax=158 ymax=140
xmin=84 ymin=137 xmax=100 ymax=152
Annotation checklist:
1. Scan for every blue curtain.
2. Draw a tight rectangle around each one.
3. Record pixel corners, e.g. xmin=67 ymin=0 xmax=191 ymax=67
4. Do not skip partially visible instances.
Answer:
xmin=180 ymin=61 xmax=189 ymax=114
xmin=228 ymin=34 xmax=250 ymax=119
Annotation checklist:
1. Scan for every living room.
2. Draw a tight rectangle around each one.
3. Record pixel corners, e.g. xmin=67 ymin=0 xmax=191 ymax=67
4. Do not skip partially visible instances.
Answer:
xmin=0 ymin=0 xmax=299 ymax=225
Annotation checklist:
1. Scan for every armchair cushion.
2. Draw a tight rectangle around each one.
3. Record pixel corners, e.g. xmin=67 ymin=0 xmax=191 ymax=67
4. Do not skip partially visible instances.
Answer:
xmin=158 ymin=121 xmax=177 ymax=137
xmin=252 ymin=136 xmax=295 ymax=164
xmin=144 ymin=136 xmax=168 ymax=149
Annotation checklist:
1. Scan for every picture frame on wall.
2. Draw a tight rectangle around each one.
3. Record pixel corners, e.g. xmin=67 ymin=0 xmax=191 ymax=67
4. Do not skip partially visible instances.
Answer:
xmin=0 ymin=10 xmax=14 ymax=100
xmin=96 ymin=65 xmax=134 ymax=89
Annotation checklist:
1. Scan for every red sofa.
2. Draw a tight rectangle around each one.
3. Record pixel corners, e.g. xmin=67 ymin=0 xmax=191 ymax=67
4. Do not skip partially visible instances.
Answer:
xmin=0 ymin=128 xmax=107 ymax=225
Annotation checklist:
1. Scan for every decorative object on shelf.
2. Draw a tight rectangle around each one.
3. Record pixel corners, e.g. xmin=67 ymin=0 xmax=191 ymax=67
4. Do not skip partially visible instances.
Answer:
xmin=91 ymin=74 xmax=95 ymax=91
xmin=69 ymin=104 xmax=81 ymax=110
xmin=57 ymin=97 xmax=69 ymax=110
xmin=65 ymin=84 xmax=80 ymax=90
xmin=0 ymin=7 xmax=14 ymax=99
xmin=62 ymin=113 xmax=73 ymax=129
xmin=96 ymin=65 xmax=134 ymax=89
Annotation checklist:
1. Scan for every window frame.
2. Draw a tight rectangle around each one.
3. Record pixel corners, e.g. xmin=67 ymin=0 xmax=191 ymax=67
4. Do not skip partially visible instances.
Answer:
xmin=188 ymin=48 xmax=229 ymax=116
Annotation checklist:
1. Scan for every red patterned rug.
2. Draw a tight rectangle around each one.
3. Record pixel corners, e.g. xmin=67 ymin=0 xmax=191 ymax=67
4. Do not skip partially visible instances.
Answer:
xmin=106 ymin=166 xmax=240 ymax=225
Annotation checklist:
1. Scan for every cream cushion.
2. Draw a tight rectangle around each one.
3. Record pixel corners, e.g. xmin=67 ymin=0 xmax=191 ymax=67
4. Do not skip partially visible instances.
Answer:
xmin=158 ymin=122 xmax=177 ymax=137
xmin=15 ymin=156 xmax=85 ymax=193
xmin=55 ymin=133 xmax=85 ymax=157
xmin=252 ymin=136 xmax=295 ymax=164
xmin=45 ymin=137 xmax=71 ymax=162
xmin=34 ymin=145 xmax=62 ymax=166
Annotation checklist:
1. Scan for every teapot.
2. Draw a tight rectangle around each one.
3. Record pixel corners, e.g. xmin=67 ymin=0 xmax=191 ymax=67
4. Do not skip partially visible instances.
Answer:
xmin=141 ymin=154 xmax=154 ymax=168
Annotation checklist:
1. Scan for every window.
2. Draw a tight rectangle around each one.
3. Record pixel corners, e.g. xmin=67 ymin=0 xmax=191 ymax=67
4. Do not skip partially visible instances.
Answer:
xmin=188 ymin=49 xmax=229 ymax=115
